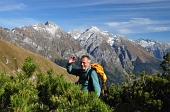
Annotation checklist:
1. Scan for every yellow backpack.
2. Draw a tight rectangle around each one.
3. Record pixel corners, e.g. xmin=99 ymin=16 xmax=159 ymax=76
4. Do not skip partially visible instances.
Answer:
xmin=91 ymin=63 xmax=107 ymax=82
xmin=88 ymin=63 xmax=107 ymax=96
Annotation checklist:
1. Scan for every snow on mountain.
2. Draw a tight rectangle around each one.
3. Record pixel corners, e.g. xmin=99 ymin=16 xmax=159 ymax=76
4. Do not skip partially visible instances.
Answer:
xmin=88 ymin=26 xmax=111 ymax=37
xmin=69 ymin=26 xmax=120 ymax=47
xmin=33 ymin=21 xmax=59 ymax=36
xmin=87 ymin=26 xmax=100 ymax=32
xmin=135 ymin=38 xmax=156 ymax=47
xmin=68 ymin=30 xmax=82 ymax=40
xmin=45 ymin=21 xmax=59 ymax=28
xmin=107 ymin=35 xmax=119 ymax=46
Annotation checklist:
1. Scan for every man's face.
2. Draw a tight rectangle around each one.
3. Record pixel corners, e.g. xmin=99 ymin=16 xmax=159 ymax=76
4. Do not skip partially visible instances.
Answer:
xmin=80 ymin=57 xmax=90 ymax=70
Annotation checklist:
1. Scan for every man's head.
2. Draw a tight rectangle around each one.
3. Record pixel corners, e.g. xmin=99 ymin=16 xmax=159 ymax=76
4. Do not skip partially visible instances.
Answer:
xmin=80 ymin=55 xmax=91 ymax=70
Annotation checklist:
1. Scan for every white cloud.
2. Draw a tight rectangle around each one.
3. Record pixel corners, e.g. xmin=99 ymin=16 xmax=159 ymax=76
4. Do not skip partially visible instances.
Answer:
xmin=105 ymin=18 xmax=156 ymax=27
xmin=118 ymin=29 xmax=133 ymax=34
xmin=104 ymin=18 xmax=170 ymax=34
xmin=147 ymin=26 xmax=170 ymax=31
xmin=0 ymin=18 xmax=39 ymax=29
xmin=129 ymin=18 xmax=156 ymax=25
xmin=105 ymin=22 xmax=120 ymax=27
xmin=35 ymin=0 xmax=169 ymax=8
xmin=0 ymin=3 xmax=26 ymax=11
xmin=105 ymin=22 xmax=131 ymax=27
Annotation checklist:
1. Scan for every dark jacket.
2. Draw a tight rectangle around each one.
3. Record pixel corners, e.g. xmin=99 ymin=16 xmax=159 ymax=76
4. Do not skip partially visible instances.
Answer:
xmin=66 ymin=64 xmax=101 ymax=97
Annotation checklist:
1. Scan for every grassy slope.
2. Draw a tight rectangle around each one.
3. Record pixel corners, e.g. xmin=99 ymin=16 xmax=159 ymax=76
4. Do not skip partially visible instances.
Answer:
xmin=0 ymin=39 xmax=78 ymax=82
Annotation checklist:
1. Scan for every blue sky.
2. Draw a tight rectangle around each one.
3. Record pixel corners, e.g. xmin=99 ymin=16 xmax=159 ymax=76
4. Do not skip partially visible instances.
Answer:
xmin=0 ymin=0 xmax=170 ymax=42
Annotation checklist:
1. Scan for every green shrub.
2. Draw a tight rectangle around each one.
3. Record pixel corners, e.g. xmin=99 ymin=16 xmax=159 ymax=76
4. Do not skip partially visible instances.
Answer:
xmin=2 ymin=52 xmax=170 ymax=112
xmin=102 ymin=52 xmax=170 ymax=112
xmin=0 ymin=57 xmax=112 ymax=112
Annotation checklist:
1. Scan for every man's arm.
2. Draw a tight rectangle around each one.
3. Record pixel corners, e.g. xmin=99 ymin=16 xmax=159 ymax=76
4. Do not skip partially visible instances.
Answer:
xmin=66 ymin=56 xmax=80 ymax=76
xmin=91 ymin=71 xmax=101 ymax=97
xmin=66 ymin=63 xmax=80 ymax=76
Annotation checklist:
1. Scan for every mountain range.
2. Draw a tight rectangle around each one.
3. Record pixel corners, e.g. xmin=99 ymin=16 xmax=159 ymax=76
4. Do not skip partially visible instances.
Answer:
xmin=0 ymin=21 xmax=169 ymax=85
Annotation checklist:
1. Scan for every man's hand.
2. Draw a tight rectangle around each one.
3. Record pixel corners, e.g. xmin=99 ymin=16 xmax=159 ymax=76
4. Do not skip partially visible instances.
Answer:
xmin=68 ymin=56 xmax=77 ymax=64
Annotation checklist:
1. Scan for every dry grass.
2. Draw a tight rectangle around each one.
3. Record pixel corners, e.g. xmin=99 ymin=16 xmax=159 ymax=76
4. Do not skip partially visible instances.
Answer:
xmin=0 ymin=39 xmax=78 ymax=82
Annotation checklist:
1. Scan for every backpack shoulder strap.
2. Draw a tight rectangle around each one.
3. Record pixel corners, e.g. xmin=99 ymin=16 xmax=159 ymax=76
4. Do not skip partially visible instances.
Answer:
xmin=87 ymin=68 xmax=94 ymax=80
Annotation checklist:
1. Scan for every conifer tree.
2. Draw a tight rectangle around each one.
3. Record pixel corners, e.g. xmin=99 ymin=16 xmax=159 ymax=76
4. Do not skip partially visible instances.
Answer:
xmin=160 ymin=52 xmax=170 ymax=75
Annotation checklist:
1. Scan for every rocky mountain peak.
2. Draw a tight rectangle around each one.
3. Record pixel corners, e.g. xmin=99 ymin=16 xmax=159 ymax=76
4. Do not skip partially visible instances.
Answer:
xmin=45 ymin=21 xmax=59 ymax=28
xmin=86 ymin=26 xmax=100 ymax=32
xmin=35 ymin=23 xmax=46 ymax=28
xmin=33 ymin=21 xmax=60 ymax=36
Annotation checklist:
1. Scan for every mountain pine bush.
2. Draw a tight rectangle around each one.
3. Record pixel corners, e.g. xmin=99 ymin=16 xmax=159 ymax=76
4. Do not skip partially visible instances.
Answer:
xmin=102 ymin=52 xmax=170 ymax=112
xmin=1 ymin=52 xmax=170 ymax=112
xmin=0 ymin=56 xmax=112 ymax=112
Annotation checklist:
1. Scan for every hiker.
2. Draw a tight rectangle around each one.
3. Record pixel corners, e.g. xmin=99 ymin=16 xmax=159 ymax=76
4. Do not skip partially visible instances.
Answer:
xmin=66 ymin=55 xmax=101 ymax=97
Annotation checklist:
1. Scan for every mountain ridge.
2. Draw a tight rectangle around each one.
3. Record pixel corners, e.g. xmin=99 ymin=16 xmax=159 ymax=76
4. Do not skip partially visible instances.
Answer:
xmin=0 ymin=21 xmax=166 ymax=85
